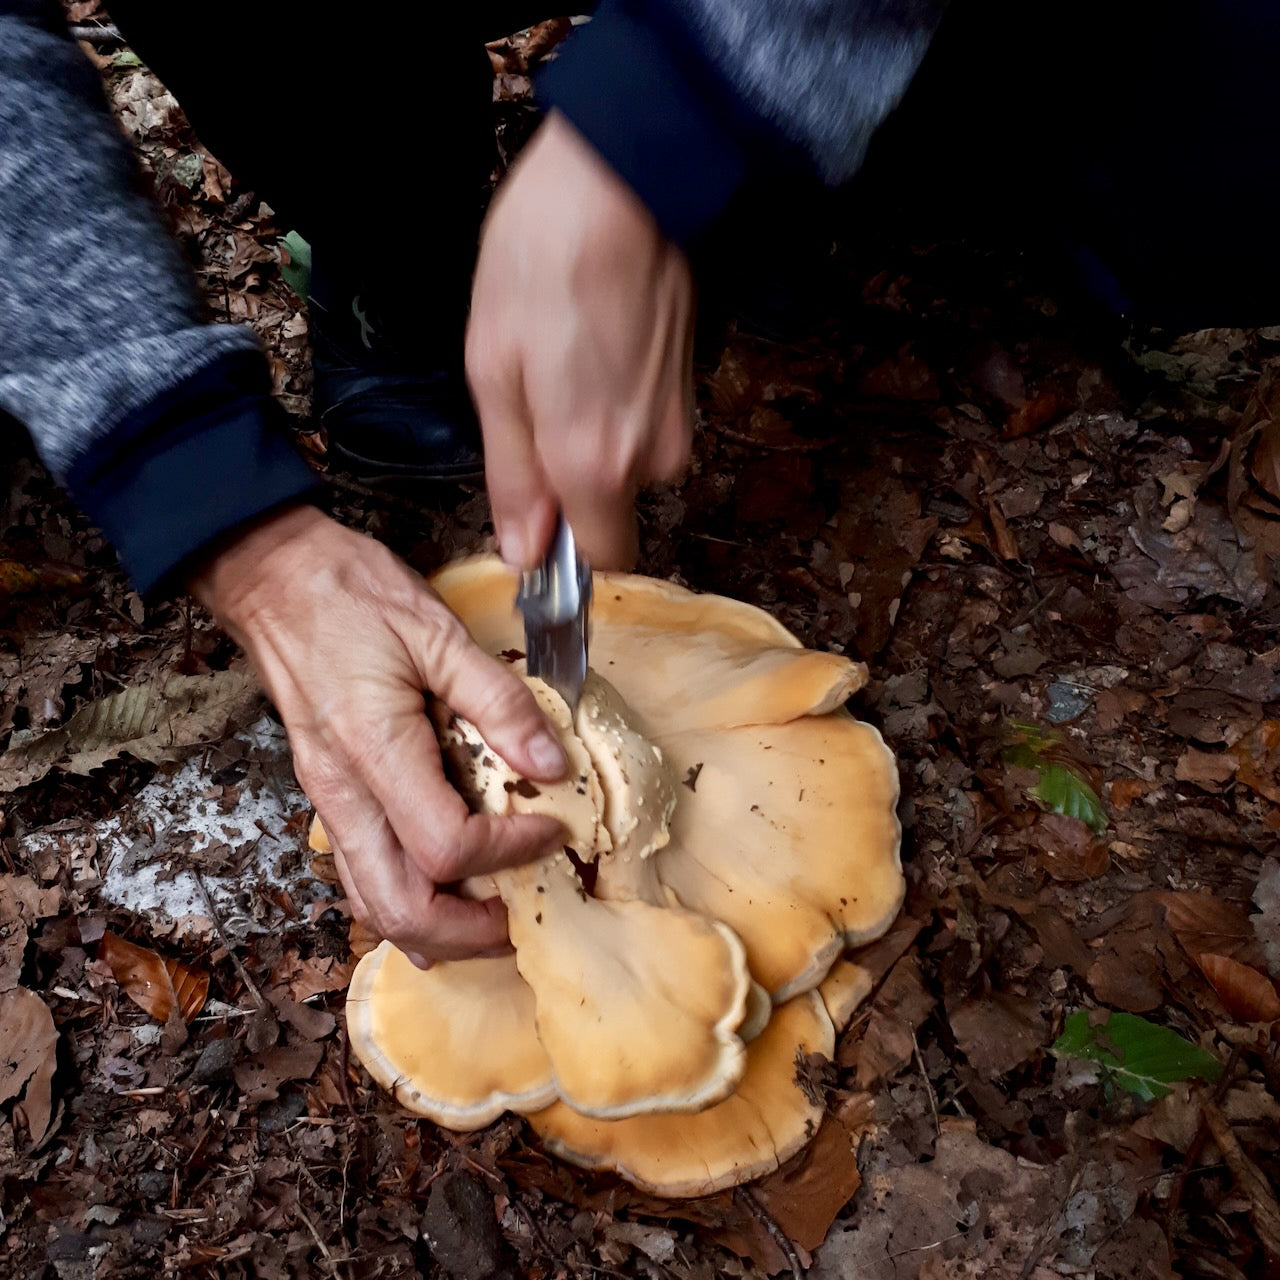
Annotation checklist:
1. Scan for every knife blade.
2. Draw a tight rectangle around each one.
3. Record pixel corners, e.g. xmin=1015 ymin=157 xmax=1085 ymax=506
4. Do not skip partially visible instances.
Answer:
xmin=515 ymin=517 xmax=591 ymax=711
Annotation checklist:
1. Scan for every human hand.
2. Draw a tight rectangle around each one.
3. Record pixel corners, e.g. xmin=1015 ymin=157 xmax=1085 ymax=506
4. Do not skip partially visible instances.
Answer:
xmin=467 ymin=110 xmax=695 ymax=570
xmin=188 ymin=505 xmax=567 ymax=964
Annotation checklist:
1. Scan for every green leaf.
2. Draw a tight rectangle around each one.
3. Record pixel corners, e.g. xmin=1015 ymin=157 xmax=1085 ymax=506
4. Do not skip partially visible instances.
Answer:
xmin=278 ymin=230 xmax=311 ymax=299
xmin=1052 ymin=1010 xmax=1222 ymax=1102
xmin=1001 ymin=720 xmax=1108 ymax=833
xmin=1030 ymin=762 xmax=1108 ymax=833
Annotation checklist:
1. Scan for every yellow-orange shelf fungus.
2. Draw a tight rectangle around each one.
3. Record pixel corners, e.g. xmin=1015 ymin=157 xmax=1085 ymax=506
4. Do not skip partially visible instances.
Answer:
xmin=344 ymin=556 xmax=903 ymax=1196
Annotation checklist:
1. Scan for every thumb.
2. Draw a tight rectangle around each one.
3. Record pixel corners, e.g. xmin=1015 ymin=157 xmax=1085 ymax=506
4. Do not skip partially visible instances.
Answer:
xmin=428 ymin=633 xmax=567 ymax=783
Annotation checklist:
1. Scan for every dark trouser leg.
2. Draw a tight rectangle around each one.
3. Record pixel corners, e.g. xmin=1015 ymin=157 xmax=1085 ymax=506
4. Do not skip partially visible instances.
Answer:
xmin=105 ymin=4 xmax=571 ymax=480
xmin=106 ymin=2 xmax=506 ymax=341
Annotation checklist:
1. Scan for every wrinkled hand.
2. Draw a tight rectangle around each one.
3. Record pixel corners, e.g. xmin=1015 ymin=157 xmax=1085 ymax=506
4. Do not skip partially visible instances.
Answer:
xmin=467 ymin=110 xmax=695 ymax=570
xmin=189 ymin=505 xmax=567 ymax=964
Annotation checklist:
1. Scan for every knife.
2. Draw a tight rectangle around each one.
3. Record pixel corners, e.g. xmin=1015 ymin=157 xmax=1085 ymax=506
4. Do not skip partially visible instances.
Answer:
xmin=515 ymin=517 xmax=591 ymax=711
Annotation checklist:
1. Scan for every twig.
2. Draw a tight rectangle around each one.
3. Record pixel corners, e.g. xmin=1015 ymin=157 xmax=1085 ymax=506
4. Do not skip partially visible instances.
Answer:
xmin=69 ymin=23 xmax=123 ymax=43
xmin=909 ymin=1021 xmax=940 ymax=1137
xmin=293 ymin=1201 xmax=335 ymax=1264
xmin=1201 ymin=1097 xmax=1280 ymax=1263
xmin=193 ymin=869 xmax=268 ymax=1010
xmin=734 ymin=1186 xmax=806 ymax=1280
xmin=887 ymin=1230 xmax=967 ymax=1261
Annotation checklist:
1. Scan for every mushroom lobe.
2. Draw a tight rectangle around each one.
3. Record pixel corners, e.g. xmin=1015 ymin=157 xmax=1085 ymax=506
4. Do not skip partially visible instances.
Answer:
xmin=346 ymin=945 xmax=555 ymax=1129
xmin=528 ymin=990 xmax=835 ymax=1198
xmin=436 ymin=674 xmax=752 ymax=1119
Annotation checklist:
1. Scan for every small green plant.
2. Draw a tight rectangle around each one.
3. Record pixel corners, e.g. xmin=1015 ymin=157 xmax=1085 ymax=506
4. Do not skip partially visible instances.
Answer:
xmin=1052 ymin=1010 xmax=1222 ymax=1102
xmin=278 ymin=230 xmax=311 ymax=300
xmin=1001 ymin=720 xmax=1107 ymax=833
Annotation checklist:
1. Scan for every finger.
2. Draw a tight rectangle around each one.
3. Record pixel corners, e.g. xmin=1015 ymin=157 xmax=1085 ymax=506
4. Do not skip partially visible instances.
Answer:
xmin=646 ymin=390 xmax=695 ymax=484
xmin=466 ymin=331 xmax=559 ymax=569
xmin=330 ymin=804 xmax=516 ymax=958
xmin=330 ymin=841 xmax=372 ymax=925
xmin=558 ymin=468 xmax=640 ymax=570
xmin=425 ymin=624 xmax=567 ymax=781
xmin=371 ymin=707 xmax=566 ymax=885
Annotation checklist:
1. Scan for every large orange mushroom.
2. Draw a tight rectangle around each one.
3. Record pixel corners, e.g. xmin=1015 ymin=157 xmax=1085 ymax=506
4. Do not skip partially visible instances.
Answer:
xmin=339 ymin=556 xmax=903 ymax=1196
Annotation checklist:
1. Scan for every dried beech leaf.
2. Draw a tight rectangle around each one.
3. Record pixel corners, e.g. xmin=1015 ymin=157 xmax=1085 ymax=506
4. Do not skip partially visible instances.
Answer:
xmin=1157 ymin=891 xmax=1268 ymax=970
xmin=0 ymin=986 xmax=59 ymax=1143
xmin=100 ymin=932 xmax=209 ymax=1024
xmin=1195 ymin=953 xmax=1280 ymax=1024
xmin=0 ymin=668 xmax=262 ymax=792
xmin=1233 ymin=720 xmax=1280 ymax=805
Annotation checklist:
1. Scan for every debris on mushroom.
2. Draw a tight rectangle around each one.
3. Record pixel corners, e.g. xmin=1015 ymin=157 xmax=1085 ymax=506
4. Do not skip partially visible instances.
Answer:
xmin=342 ymin=555 xmax=904 ymax=1195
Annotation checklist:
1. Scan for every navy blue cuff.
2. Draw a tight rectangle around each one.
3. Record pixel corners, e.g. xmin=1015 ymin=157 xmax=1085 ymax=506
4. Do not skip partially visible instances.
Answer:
xmin=538 ymin=1 xmax=787 ymax=246
xmin=66 ymin=353 xmax=323 ymax=598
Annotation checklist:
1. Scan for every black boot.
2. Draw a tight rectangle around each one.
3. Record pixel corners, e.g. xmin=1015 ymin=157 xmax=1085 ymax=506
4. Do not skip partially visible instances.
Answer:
xmin=308 ymin=262 xmax=484 ymax=485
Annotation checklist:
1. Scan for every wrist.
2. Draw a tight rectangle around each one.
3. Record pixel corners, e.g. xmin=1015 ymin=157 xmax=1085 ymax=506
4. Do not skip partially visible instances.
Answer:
xmin=187 ymin=502 xmax=333 ymax=633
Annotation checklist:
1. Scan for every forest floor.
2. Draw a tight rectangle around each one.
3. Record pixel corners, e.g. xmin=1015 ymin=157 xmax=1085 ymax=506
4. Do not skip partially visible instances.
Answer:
xmin=1 ymin=15 xmax=1278 ymax=1280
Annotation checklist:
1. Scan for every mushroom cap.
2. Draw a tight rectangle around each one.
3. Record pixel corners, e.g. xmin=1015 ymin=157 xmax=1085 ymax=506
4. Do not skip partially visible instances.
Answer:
xmin=432 ymin=558 xmax=869 ymax=736
xmin=654 ymin=710 xmax=904 ymax=1002
xmin=342 ymin=555 xmax=901 ymax=1192
xmin=346 ymin=943 xmax=555 ymax=1129
xmin=528 ymin=990 xmax=835 ymax=1198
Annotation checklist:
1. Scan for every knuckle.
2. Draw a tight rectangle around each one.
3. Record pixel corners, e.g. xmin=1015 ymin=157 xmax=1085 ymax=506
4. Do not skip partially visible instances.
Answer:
xmin=416 ymin=823 xmax=472 ymax=884
xmin=370 ymin=892 xmax=434 ymax=945
xmin=418 ymin=608 xmax=471 ymax=678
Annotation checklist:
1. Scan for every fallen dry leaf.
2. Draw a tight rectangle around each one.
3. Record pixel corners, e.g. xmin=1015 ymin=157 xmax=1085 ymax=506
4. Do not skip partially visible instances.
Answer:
xmin=1113 ymin=480 xmax=1265 ymax=609
xmin=948 ymin=991 xmax=1048 ymax=1078
xmin=1032 ymin=813 xmax=1109 ymax=881
xmin=1233 ymin=719 xmax=1280 ymax=804
xmin=0 ymin=986 xmax=58 ymax=1145
xmin=1158 ymin=891 xmax=1269 ymax=971
xmin=233 ymin=1040 xmax=324 ymax=1105
xmin=0 ymin=875 xmax=63 ymax=992
xmin=0 ymin=668 xmax=262 ymax=791
xmin=852 ymin=954 xmax=934 ymax=1087
xmin=1175 ymin=745 xmax=1239 ymax=788
xmin=100 ymin=931 xmax=209 ymax=1024
xmin=1195 ymin=953 xmax=1280 ymax=1023
xmin=713 ymin=1094 xmax=874 ymax=1272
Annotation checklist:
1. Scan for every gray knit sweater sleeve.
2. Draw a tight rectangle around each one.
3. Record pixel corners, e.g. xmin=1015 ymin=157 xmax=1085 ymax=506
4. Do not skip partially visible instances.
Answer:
xmin=0 ymin=7 xmax=260 ymax=481
xmin=671 ymin=0 xmax=947 ymax=182
xmin=539 ymin=0 xmax=947 ymax=244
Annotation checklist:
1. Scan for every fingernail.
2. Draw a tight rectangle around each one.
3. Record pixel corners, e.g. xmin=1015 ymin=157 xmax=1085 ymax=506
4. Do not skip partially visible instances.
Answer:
xmin=405 ymin=951 xmax=434 ymax=971
xmin=478 ymin=945 xmax=513 ymax=959
xmin=528 ymin=730 xmax=566 ymax=778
